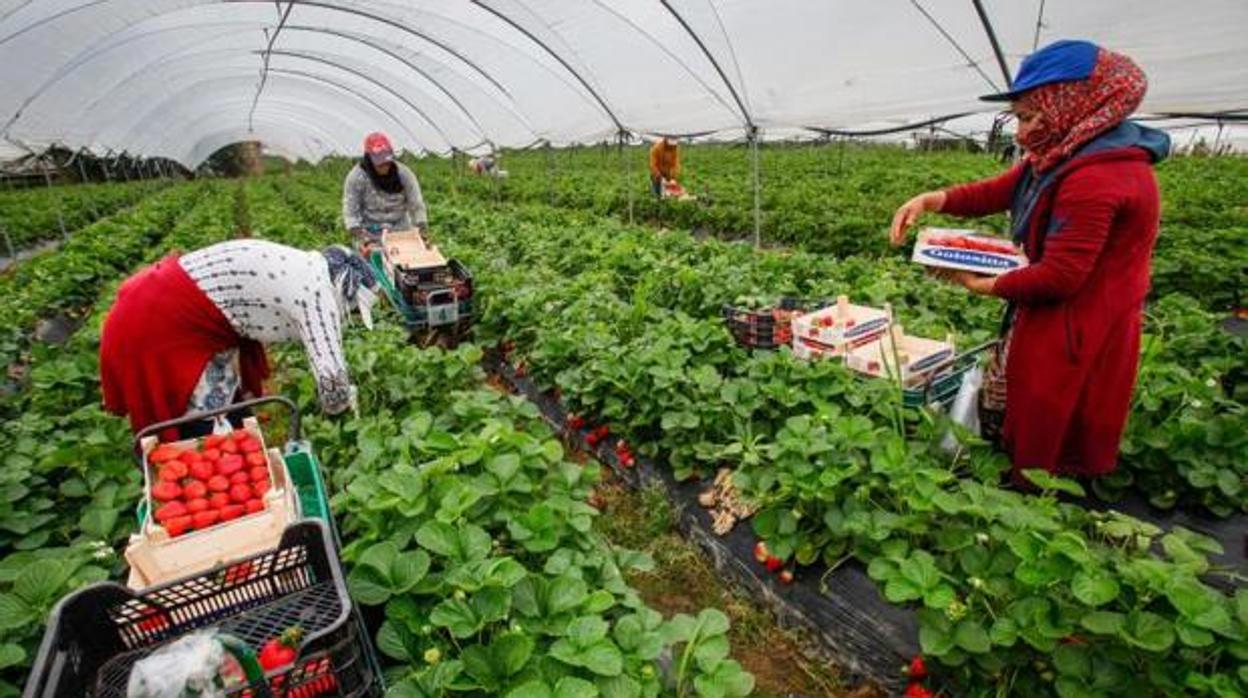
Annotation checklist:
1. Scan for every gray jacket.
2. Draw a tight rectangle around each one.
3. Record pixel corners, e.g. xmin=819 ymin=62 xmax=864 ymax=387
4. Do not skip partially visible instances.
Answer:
xmin=341 ymin=161 xmax=428 ymax=232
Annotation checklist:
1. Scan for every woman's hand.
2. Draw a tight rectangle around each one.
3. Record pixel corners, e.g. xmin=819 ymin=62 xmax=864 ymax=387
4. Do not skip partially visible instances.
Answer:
xmin=930 ymin=268 xmax=997 ymax=295
xmin=889 ymin=191 xmax=947 ymax=246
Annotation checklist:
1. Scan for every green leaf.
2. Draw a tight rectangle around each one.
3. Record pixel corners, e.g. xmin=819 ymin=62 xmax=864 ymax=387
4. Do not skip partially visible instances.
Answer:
xmin=580 ymin=642 xmax=624 ymax=677
xmin=1071 ymin=570 xmax=1120 ymax=607
xmin=549 ymin=575 xmax=590 ymax=616
xmin=1021 ymin=470 xmax=1086 ymax=497
xmin=507 ymin=681 xmax=553 ymax=698
xmin=392 ymin=550 xmax=432 ymax=593
xmin=918 ymin=610 xmax=954 ymax=656
xmin=415 ymin=521 xmax=460 ymax=558
xmin=1080 ymin=611 xmax=1125 ymax=636
xmin=494 ymin=633 xmax=536 ymax=677
xmin=693 ymin=633 xmax=731 ymax=673
xmin=78 ymin=507 xmax=118 ymax=540
xmin=358 ymin=541 xmax=399 ymax=577
xmin=567 ymin=616 xmax=609 ymax=646
xmin=554 ymin=677 xmax=599 ymax=698
xmin=597 ymin=675 xmax=641 ymax=698
xmin=347 ymin=568 xmax=393 ymax=606
xmin=582 ymin=590 xmax=615 ymax=614
xmin=954 ymin=620 xmax=991 ymax=654
xmin=14 ymin=559 xmax=70 ymax=606
xmin=0 ymin=643 xmax=24 ymax=670
xmin=696 ymin=608 xmax=730 ymax=637
xmin=0 ymin=594 xmax=35 ymax=630
xmin=693 ymin=658 xmax=754 ymax=698
xmin=1052 ymin=644 xmax=1091 ymax=678
xmin=989 ymin=617 xmax=1018 ymax=647
xmin=1123 ymin=610 xmax=1175 ymax=652
xmin=376 ymin=621 xmax=412 ymax=662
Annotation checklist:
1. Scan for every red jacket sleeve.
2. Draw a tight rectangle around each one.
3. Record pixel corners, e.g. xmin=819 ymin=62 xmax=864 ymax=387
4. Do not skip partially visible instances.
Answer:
xmin=992 ymin=167 xmax=1119 ymax=303
xmin=941 ymin=164 xmax=1026 ymax=218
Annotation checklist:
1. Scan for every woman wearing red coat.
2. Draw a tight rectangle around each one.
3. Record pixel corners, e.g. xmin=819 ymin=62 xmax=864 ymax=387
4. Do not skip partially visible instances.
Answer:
xmin=890 ymin=40 xmax=1171 ymax=480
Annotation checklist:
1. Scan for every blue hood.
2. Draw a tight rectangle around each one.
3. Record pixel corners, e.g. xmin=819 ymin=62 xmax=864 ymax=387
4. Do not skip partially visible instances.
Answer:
xmin=1076 ymin=120 xmax=1171 ymax=164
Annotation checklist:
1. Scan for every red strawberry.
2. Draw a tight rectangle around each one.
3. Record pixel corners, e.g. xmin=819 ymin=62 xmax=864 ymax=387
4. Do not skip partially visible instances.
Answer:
xmin=183 ymin=480 xmax=208 ymax=500
xmin=203 ymin=434 xmax=226 ymax=449
xmin=220 ymin=504 xmax=246 ymax=521
xmin=753 ymin=541 xmax=770 ymax=563
xmin=201 ymin=448 xmax=222 ymax=462
xmin=230 ymin=471 xmax=251 ymax=485
xmin=253 ymin=481 xmax=271 ymax=498
xmin=149 ymin=444 xmax=183 ymax=464
xmin=229 ymin=484 xmax=252 ymax=504
xmin=239 ymin=437 xmax=262 ymax=454
xmin=154 ymin=500 xmax=188 ymax=522
xmin=192 ymin=510 xmax=220 ymax=529
xmin=189 ymin=461 xmax=215 ymax=481
xmin=246 ymin=452 xmax=267 ymax=467
xmin=164 ymin=515 xmax=192 ymax=537
xmin=904 ymin=683 xmax=934 ymax=698
xmin=208 ymin=475 xmax=231 ymax=492
xmin=764 ymin=555 xmax=784 ymax=573
xmin=778 ymin=569 xmax=794 ymax=585
xmin=245 ymin=499 xmax=266 ymax=514
xmin=186 ymin=498 xmax=209 ymax=514
xmin=249 ymin=466 xmax=269 ymax=482
xmin=567 ymin=414 xmax=585 ymax=430
xmin=179 ymin=449 xmax=203 ymax=464
xmin=220 ymin=439 xmax=239 ymax=455
xmin=158 ymin=461 xmax=188 ymax=482
xmin=209 ymin=492 xmax=231 ymax=509
xmin=257 ymin=627 xmax=303 ymax=670
xmin=217 ymin=455 xmax=245 ymax=476
xmin=151 ymin=481 xmax=182 ymax=502
xmin=907 ymin=655 xmax=928 ymax=680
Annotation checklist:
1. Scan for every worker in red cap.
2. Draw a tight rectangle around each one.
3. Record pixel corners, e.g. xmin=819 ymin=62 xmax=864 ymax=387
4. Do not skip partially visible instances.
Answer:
xmin=342 ymin=132 xmax=428 ymax=250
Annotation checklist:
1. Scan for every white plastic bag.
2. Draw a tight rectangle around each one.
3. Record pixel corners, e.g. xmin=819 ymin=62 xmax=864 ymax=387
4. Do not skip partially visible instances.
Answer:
xmin=127 ymin=630 xmax=233 ymax=698
xmin=940 ymin=366 xmax=983 ymax=454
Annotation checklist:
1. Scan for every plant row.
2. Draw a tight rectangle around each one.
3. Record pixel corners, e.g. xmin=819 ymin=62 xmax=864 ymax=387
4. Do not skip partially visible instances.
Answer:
xmin=397 ymin=144 xmax=1247 ymax=312
xmin=0 ymin=179 xmax=164 ymax=252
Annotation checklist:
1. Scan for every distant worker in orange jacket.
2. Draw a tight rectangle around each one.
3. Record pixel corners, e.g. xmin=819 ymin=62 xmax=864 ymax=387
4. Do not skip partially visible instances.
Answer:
xmin=649 ymin=137 xmax=681 ymax=197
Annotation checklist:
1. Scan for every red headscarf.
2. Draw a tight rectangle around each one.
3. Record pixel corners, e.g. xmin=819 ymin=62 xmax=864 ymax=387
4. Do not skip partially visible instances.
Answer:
xmin=1016 ymin=48 xmax=1148 ymax=173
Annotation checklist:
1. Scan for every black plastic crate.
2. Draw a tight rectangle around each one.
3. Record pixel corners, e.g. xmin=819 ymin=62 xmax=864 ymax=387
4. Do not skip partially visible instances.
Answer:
xmin=25 ymin=521 xmax=377 ymax=698
xmin=722 ymin=297 xmax=831 ymax=350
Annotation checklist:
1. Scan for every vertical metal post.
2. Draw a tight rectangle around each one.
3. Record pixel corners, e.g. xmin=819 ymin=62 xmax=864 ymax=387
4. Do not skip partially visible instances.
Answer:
xmin=749 ymin=126 xmax=761 ymax=248
xmin=43 ymin=158 xmax=68 ymax=241
xmin=616 ymin=130 xmax=633 ymax=225
xmin=101 ymin=154 xmax=112 ymax=182
xmin=544 ymin=140 xmax=555 ymax=206
xmin=1 ymin=223 xmax=14 ymax=259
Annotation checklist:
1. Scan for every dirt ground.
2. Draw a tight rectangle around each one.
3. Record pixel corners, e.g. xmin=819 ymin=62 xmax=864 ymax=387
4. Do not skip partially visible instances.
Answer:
xmin=593 ymin=480 xmax=884 ymax=698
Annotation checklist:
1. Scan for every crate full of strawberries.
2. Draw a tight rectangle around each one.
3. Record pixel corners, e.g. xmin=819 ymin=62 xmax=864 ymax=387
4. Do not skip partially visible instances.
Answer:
xmin=125 ymin=418 xmax=300 ymax=588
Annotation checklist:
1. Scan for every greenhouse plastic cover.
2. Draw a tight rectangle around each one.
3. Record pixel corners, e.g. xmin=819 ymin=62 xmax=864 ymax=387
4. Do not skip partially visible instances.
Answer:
xmin=0 ymin=1 xmax=1244 ymax=167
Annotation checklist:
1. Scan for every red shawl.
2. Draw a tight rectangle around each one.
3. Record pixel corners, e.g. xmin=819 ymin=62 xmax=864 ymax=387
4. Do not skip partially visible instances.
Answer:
xmin=100 ymin=254 xmax=269 ymax=437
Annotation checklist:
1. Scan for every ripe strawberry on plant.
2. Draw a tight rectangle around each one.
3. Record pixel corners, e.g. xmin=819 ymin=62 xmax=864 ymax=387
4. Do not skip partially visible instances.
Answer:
xmin=904 ymin=683 xmax=934 ymax=698
xmin=257 ymin=627 xmax=304 ymax=671
xmin=906 ymin=655 xmax=928 ymax=680
xmin=764 ymin=555 xmax=784 ymax=573
xmin=566 ymin=413 xmax=585 ymax=430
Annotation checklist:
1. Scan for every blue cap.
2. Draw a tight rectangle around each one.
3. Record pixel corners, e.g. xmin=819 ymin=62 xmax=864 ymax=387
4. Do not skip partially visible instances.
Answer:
xmin=980 ymin=40 xmax=1100 ymax=102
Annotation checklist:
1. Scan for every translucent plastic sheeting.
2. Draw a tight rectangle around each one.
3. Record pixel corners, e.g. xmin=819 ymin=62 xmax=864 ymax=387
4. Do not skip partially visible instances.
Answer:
xmin=1 ymin=1 xmax=1245 ymax=167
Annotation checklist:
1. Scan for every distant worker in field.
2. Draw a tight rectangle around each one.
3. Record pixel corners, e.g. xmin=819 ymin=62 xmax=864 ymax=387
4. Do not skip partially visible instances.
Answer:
xmin=649 ymin=136 xmax=682 ymax=198
xmin=888 ymin=40 xmax=1169 ymax=485
xmin=100 ymin=240 xmax=379 ymax=439
xmin=342 ymin=131 xmax=428 ymax=252
xmin=469 ymin=154 xmax=507 ymax=178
